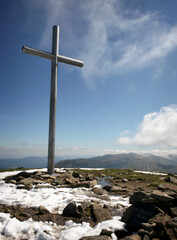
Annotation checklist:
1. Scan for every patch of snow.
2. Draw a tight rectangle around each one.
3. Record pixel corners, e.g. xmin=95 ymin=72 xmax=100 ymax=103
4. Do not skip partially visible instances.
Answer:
xmin=0 ymin=181 xmax=129 ymax=214
xmin=134 ymin=170 xmax=167 ymax=175
xmin=59 ymin=216 xmax=125 ymax=240
xmin=0 ymin=212 xmax=63 ymax=240
xmin=0 ymin=169 xmax=130 ymax=239
xmin=0 ymin=213 xmax=125 ymax=240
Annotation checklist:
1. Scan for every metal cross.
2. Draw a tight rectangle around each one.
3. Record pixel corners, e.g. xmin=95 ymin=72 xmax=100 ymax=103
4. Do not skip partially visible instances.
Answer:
xmin=22 ymin=25 xmax=84 ymax=174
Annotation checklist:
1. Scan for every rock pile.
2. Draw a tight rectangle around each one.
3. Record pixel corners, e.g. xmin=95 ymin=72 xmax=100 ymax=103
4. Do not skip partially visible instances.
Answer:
xmin=4 ymin=169 xmax=98 ymax=189
xmin=121 ymin=183 xmax=177 ymax=240
xmin=2 ymin=169 xmax=177 ymax=240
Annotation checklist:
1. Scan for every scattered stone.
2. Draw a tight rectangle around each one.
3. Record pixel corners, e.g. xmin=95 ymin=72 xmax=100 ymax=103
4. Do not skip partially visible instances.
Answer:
xmin=170 ymin=207 xmax=177 ymax=217
xmin=122 ymin=178 xmax=128 ymax=182
xmin=158 ymin=183 xmax=177 ymax=192
xmin=35 ymin=184 xmax=53 ymax=189
xmin=18 ymin=177 xmax=43 ymax=185
xmin=165 ymin=176 xmax=177 ymax=184
xmin=143 ymin=235 xmax=150 ymax=240
xmin=70 ymin=180 xmax=98 ymax=188
xmin=80 ymin=236 xmax=111 ymax=240
xmin=72 ymin=171 xmax=83 ymax=178
xmin=16 ymin=171 xmax=32 ymax=178
xmin=8 ymin=179 xmax=16 ymax=184
xmin=41 ymin=174 xmax=56 ymax=180
xmin=17 ymin=184 xmax=33 ymax=190
xmin=99 ymin=195 xmax=111 ymax=201
xmin=141 ymin=222 xmax=156 ymax=232
xmin=103 ymin=185 xmax=112 ymax=192
xmin=38 ymin=205 xmax=50 ymax=215
xmin=119 ymin=234 xmax=141 ymax=240
xmin=2 ymin=169 xmax=177 ymax=240
xmin=92 ymin=186 xmax=107 ymax=195
xmin=100 ymin=229 xmax=112 ymax=236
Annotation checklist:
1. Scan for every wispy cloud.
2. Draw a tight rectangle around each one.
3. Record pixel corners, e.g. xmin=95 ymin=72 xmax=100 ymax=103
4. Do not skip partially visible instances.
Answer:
xmin=24 ymin=0 xmax=177 ymax=87
xmin=117 ymin=105 xmax=177 ymax=148
xmin=80 ymin=1 xmax=177 ymax=86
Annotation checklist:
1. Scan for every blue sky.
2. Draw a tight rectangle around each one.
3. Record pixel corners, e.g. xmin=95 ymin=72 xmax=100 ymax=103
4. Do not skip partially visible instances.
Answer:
xmin=1 ymin=0 xmax=177 ymax=158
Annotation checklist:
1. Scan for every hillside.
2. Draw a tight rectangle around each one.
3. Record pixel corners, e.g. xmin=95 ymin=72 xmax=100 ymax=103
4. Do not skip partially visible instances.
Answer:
xmin=55 ymin=153 xmax=177 ymax=174
xmin=0 ymin=156 xmax=63 ymax=169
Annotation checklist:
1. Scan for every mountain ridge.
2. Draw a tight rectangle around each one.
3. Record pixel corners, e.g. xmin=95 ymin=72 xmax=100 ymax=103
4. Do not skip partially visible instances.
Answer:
xmin=55 ymin=153 xmax=177 ymax=174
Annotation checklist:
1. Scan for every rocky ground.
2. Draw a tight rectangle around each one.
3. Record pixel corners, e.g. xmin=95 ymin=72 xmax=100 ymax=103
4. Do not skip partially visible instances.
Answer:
xmin=1 ymin=168 xmax=177 ymax=240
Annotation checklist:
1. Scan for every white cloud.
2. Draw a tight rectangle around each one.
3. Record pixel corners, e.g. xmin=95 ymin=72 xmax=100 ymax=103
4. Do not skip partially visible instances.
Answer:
xmin=117 ymin=105 xmax=177 ymax=148
xmin=120 ymin=130 xmax=131 ymax=136
xmin=79 ymin=1 xmax=177 ymax=86
xmin=23 ymin=0 xmax=177 ymax=86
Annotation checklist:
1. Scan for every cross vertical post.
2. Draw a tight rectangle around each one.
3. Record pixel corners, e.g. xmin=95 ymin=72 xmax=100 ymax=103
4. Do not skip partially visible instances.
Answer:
xmin=48 ymin=25 xmax=59 ymax=174
xmin=22 ymin=25 xmax=84 ymax=175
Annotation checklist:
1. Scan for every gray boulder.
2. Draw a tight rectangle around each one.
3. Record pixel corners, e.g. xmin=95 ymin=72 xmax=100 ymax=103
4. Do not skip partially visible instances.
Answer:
xmin=92 ymin=186 xmax=107 ymax=195
xmin=91 ymin=204 xmax=112 ymax=223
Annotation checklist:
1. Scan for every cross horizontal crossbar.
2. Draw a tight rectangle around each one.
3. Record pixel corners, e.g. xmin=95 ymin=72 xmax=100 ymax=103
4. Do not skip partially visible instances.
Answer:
xmin=22 ymin=46 xmax=84 ymax=67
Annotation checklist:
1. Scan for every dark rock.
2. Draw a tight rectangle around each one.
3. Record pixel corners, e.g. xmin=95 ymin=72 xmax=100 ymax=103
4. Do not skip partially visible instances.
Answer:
xmin=62 ymin=202 xmax=81 ymax=218
xmin=114 ymin=229 xmax=129 ymax=239
xmin=16 ymin=211 xmax=31 ymax=221
xmin=103 ymin=185 xmax=112 ymax=192
xmin=121 ymin=206 xmax=133 ymax=223
xmin=129 ymin=191 xmax=149 ymax=204
xmin=91 ymin=204 xmax=112 ymax=223
xmin=72 ymin=172 xmax=83 ymax=178
xmin=16 ymin=171 xmax=32 ymax=178
xmin=100 ymin=229 xmax=112 ymax=236
xmin=122 ymin=203 xmax=156 ymax=230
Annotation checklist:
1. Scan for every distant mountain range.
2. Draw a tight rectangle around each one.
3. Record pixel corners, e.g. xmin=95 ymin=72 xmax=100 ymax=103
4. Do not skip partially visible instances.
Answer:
xmin=0 ymin=155 xmax=88 ymax=169
xmin=55 ymin=153 xmax=177 ymax=174
xmin=0 ymin=153 xmax=177 ymax=174
xmin=0 ymin=156 xmax=65 ymax=169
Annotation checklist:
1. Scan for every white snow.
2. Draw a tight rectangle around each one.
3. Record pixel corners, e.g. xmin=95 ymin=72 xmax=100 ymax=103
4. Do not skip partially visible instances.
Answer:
xmin=134 ymin=170 xmax=167 ymax=175
xmin=60 ymin=217 xmax=125 ymax=240
xmin=0 ymin=169 xmax=129 ymax=239
xmin=0 ymin=213 xmax=125 ymax=240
